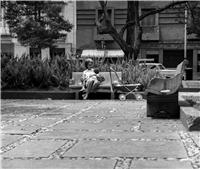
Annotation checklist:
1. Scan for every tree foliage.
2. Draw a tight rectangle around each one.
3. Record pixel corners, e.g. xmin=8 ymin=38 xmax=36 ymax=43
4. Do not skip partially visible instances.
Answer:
xmin=2 ymin=1 xmax=73 ymax=49
xmin=187 ymin=2 xmax=200 ymax=38
xmin=96 ymin=1 xmax=188 ymax=60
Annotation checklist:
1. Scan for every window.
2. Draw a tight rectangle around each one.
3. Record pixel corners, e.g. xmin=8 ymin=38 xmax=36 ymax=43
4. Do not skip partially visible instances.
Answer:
xmin=50 ymin=48 xmax=65 ymax=58
xmin=146 ymin=54 xmax=159 ymax=63
xmin=94 ymin=8 xmax=114 ymax=41
xmin=141 ymin=9 xmax=156 ymax=26
xmin=30 ymin=48 xmax=41 ymax=59
xmin=97 ymin=9 xmax=112 ymax=34
xmin=198 ymin=54 xmax=200 ymax=72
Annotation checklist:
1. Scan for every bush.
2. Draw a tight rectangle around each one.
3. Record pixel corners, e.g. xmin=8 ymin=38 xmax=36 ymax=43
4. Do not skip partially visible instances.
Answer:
xmin=1 ymin=55 xmax=159 ymax=91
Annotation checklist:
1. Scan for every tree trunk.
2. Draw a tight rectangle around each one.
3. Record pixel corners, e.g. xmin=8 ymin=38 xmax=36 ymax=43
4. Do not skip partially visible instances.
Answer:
xmin=126 ymin=1 xmax=142 ymax=60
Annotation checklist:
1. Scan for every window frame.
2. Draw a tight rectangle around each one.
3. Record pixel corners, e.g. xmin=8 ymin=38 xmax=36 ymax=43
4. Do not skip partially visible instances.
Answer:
xmin=141 ymin=8 xmax=157 ymax=27
xmin=94 ymin=8 xmax=114 ymax=41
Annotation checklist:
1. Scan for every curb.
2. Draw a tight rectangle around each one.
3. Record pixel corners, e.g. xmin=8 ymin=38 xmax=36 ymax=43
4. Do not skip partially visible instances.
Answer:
xmin=1 ymin=91 xmax=147 ymax=100
xmin=1 ymin=91 xmax=76 ymax=100
xmin=181 ymin=81 xmax=200 ymax=92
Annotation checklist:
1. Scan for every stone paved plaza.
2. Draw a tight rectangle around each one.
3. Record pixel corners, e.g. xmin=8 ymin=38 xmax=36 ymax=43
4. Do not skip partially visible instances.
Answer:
xmin=1 ymin=99 xmax=200 ymax=169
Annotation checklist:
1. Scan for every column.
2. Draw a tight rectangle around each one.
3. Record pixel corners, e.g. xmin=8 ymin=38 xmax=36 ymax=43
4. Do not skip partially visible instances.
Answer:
xmin=62 ymin=1 xmax=76 ymax=55
xmin=140 ymin=49 xmax=146 ymax=59
xmin=41 ymin=48 xmax=50 ymax=60
xmin=159 ymin=49 xmax=163 ymax=64
xmin=73 ymin=1 xmax=76 ymax=53
xmin=193 ymin=49 xmax=197 ymax=79
xmin=0 ymin=0 xmax=5 ymax=34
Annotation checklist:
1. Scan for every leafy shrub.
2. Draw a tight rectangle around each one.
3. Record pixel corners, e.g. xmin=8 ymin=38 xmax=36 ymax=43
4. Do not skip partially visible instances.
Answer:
xmin=1 ymin=55 xmax=159 ymax=91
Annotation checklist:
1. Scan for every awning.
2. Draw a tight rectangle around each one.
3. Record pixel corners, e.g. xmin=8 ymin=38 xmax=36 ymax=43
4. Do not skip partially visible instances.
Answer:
xmin=81 ymin=50 xmax=124 ymax=58
xmin=106 ymin=50 xmax=124 ymax=58
xmin=81 ymin=50 xmax=104 ymax=58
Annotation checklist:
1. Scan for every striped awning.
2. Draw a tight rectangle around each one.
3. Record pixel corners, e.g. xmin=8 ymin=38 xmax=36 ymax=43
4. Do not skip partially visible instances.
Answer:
xmin=81 ymin=50 xmax=124 ymax=58
xmin=81 ymin=50 xmax=104 ymax=58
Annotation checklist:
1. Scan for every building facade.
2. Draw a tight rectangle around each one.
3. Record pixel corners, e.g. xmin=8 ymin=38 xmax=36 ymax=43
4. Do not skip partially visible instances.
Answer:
xmin=0 ymin=0 xmax=76 ymax=59
xmin=76 ymin=1 xmax=200 ymax=80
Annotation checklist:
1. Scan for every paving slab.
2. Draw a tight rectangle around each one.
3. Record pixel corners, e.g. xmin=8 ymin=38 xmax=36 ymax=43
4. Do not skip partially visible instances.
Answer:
xmin=82 ymin=109 xmax=145 ymax=117
xmin=52 ymin=122 xmax=133 ymax=131
xmin=1 ymin=99 xmax=197 ymax=169
xmin=64 ymin=140 xmax=188 ymax=158
xmin=52 ymin=108 xmax=83 ymax=114
xmin=67 ymin=116 xmax=100 ymax=123
xmin=2 ymin=159 xmax=116 ymax=169
xmin=36 ymin=130 xmax=181 ymax=140
xmin=1 ymin=125 xmax=40 ymax=134
xmin=3 ymin=107 xmax=57 ymax=113
xmin=130 ymin=160 xmax=193 ymax=169
xmin=39 ymin=112 xmax=74 ymax=119
xmin=140 ymin=122 xmax=187 ymax=132
xmin=18 ymin=118 xmax=58 ymax=126
xmin=1 ymin=115 xmax=30 ymax=122
xmin=2 ymin=140 xmax=66 ymax=158
xmin=1 ymin=134 xmax=23 ymax=147
xmin=102 ymin=117 xmax=140 ymax=123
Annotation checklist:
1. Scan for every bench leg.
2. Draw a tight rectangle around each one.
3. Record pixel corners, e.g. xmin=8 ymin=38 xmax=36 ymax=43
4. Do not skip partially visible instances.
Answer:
xmin=111 ymin=92 xmax=115 ymax=100
xmin=75 ymin=91 xmax=79 ymax=100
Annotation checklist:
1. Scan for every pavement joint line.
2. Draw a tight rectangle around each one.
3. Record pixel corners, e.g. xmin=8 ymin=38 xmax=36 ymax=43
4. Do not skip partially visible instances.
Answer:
xmin=114 ymin=158 xmax=132 ymax=169
xmin=0 ymin=102 xmax=100 ymax=154
xmin=6 ymin=124 xmax=44 ymax=127
xmin=178 ymin=131 xmax=200 ymax=169
xmin=109 ymin=108 xmax=118 ymax=113
xmin=76 ymin=116 xmax=181 ymax=123
xmin=34 ymin=117 xmax=64 ymax=120
xmin=47 ymin=128 xmax=181 ymax=133
xmin=66 ymin=121 xmax=132 ymax=124
xmin=48 ymin=139 xmax=79 ymax=159
xmin=30 ymin=138 xmax=181 ymax=142
xmin=1 ymin=156 xmax=192 ymax=162
xmin=130 ymin=121 xmax=141 ymax=132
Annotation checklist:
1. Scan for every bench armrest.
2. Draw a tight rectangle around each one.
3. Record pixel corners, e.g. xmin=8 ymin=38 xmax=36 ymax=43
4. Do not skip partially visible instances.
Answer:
xmin=144 ymin=77 xmax=166 ymax=95
xmin=145 ymin=74 xmax=183 ymax=95
xmin=69 ymin=78 xmax=75 ymax=85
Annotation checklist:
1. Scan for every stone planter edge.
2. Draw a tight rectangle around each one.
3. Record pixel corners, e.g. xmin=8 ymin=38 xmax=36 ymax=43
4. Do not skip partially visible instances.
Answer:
xmin=179 ymin=95 xmax=200 ymax=131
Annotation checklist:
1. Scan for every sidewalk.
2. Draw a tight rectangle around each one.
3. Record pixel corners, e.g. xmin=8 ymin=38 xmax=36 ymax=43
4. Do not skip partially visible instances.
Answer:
xmin=1 ymin=99 xmax=199 ymax=169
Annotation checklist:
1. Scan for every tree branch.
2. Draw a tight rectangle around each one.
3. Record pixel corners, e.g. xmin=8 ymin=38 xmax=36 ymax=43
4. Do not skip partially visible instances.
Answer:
xmin=95 ymin=10 xmax=106 ymax=32
xmin=119 ymin=1 xmax=188 ymax=37
xmin=95 ymin=1 xmax=113 ymax=34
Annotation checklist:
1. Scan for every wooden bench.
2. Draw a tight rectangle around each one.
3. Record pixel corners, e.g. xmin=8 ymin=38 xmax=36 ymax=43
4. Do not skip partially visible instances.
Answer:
xmin=144 ymin=59 xmax=188 ymax=118
xmin=69 ymin=72 xmax=122 ymax=99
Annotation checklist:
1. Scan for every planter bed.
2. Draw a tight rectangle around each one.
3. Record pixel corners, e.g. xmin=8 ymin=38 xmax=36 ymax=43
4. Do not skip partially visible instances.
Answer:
xmin=180 ymin=80 xmax=200 ymax=92
xmin=1 ymin=91 xmax=76 ymax=100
